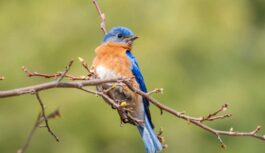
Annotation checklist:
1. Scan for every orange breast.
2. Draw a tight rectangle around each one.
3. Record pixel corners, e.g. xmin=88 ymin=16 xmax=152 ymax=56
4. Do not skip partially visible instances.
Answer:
xmin=92 ymin=42 xmax=134 ymax=78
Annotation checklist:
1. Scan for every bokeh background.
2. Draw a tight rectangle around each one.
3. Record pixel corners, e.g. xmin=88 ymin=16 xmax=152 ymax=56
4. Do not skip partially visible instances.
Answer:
xmin=0 ymin=0 xmax=265 ymax=153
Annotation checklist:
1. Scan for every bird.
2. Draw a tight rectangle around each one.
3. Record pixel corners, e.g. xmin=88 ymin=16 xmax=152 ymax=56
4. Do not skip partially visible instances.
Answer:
xmin=92 ymin=26 xmax=163 ymax=153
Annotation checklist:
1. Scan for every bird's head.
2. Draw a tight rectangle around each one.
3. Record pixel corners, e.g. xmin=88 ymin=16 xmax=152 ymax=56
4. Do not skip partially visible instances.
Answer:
xmin=103 ymin=26 xmax=138 ymax=46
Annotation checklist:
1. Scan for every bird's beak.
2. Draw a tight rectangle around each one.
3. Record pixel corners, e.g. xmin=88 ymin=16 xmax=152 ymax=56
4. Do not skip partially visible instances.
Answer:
xmin=125 ymin=36 xmax=138 ymax=46
xmin=127 ymin=36 xmax=139 ymax=41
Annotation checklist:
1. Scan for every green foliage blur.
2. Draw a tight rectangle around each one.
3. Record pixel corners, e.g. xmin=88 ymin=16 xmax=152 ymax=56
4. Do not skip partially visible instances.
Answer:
xmin=0 ymin=0 xmax=265 ymax=152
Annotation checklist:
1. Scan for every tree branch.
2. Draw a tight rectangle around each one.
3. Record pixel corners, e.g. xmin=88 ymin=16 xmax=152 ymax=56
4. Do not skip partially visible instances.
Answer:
xmin=92 ymin=0 xmax=107 ymax=34
xmin=0 ymin=78 xmax=125 ymax=98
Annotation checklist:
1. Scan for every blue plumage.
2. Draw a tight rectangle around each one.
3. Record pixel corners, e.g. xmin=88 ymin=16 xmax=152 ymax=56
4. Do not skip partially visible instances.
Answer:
xmin=103 ymin=26 xmax=134 ymax=43
xmin=126 ymin=51 xmax=162 ymax=153
xmin=126 ymin=51 xmax=153 ymax=128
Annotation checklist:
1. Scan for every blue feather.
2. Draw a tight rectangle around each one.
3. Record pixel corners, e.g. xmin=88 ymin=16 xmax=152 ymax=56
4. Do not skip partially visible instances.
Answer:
xmin=126 ymin=51 xmax=151 ymax=124
xmin=126 ymin=51 xmax=162 ymax=153
xmin=103 ymin=26 xmax=134 ymax=43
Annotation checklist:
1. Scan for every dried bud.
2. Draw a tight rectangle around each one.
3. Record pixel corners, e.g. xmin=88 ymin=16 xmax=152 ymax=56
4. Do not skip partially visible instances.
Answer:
xmin=47 ymin=109 xmax=61 ymax=119
xmin=21 ymin=66 xmax=26 ymax=71
xmin=78 ymin=57 xmax=84 ymax=63
xmin=163 ymin=144 xmax=169 ymax=149
xmin=220 ymin=143 xmax=226 ymax=149
xmin=80 ymin=75 xmax=86 ymax=79
xmin=160 ymin=88 xmax=164 ymax=94
xmin=0 ymin=76 xmax=5 ymax=80
xmin=255 ymin=125 xmax=262 ymax=133
xmin=17 ymin=150 xmax=22 ymax=153
xmin=158 ymin=136 xmax=165 ymax=143
xmin=221 ymin=104 xmax=228 ymax=112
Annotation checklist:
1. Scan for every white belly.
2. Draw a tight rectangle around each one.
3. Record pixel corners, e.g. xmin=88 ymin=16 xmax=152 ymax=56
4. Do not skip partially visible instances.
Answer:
xmin=96 ymin=65 xmax=119 ymax=79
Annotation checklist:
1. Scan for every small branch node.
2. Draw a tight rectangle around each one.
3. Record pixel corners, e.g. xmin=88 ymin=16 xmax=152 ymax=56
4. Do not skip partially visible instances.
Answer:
xmin=252 ymin=125 xmax=262 ymax=135
xmin=160 ymin=108 xmax=163 ymax=115
xmin=229 ymin=127 xmax=234 ymax=133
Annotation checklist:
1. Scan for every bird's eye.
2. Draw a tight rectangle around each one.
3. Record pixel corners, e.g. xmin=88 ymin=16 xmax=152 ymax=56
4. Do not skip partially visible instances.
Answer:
xmin=117 ymin=34 xmax=123 ymax=39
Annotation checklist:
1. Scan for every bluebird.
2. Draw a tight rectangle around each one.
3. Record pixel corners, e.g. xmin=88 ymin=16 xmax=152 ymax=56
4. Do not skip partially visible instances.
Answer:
xmin=92 ymin=26 xmax=163 ymax=153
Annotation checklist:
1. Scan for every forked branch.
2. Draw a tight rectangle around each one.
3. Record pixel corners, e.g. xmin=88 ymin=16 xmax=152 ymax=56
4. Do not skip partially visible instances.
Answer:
xmin=17 ymin=109 xmax=61 ymax=153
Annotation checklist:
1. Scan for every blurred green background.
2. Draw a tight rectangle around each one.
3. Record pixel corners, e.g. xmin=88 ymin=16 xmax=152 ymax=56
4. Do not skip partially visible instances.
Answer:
xmin=0 ymin=0 xmax=265 ymax=153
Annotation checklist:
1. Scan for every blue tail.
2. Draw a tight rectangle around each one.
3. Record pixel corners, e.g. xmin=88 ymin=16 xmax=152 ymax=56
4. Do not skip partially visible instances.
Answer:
xmin=137 ymin=115 xmax=163 ymax=153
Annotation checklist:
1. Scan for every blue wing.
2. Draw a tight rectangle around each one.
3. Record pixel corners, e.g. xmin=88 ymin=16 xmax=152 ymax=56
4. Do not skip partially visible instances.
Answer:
xmin=126 ymin=51 xmax=154 ymax=128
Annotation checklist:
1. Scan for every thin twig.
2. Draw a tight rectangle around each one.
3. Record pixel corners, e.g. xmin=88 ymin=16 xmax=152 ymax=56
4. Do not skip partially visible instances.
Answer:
xmin=78 ymin=57 xmax=90 ymax=73
xmin=200 ymin=104 xmax=230 ymax=122
xmin=92 ymin=0 xmax=107 ymax=34
xmin=35 ymin=92 xmax=59 ymax=142
xmin=217 ymin=135 xmax=226 ymax=149
xmin=57 ymin=60 xmax=74 ymax=82
xmin=17 ymin=109 xmax=60 ymax=153
xmin=22 ymin=58 xmax=94 ymax=81
xmin=17 ymin=113 xmax=41 ymax=153
xmin=203 ymin=114 xmax=232 ymax=122
xmin=147 ymin=88 xmax=163 ymax=95
xmin=22 ymin=67 xmax=88 ymax=80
